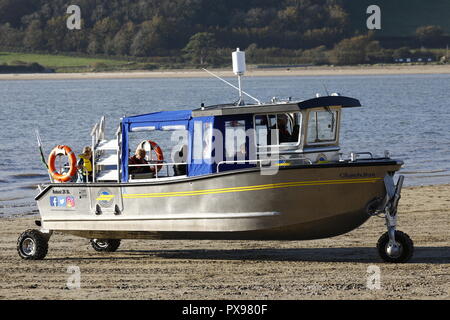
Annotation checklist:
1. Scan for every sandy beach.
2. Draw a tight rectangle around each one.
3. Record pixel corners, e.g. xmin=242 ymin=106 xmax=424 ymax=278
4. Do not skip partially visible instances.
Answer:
xmin=1 ymin=64 xmax=450 ymax=80
xmin=0 ymin=184 xmax=448 ymax=300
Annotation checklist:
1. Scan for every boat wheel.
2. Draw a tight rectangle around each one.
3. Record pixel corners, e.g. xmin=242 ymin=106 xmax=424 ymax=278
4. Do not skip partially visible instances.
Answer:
xmin=377 ymin=230 xmax=414 ymax=263
xmin=17 ymin=229 xmax=49 ymax=260
xmin=90 ymin=239 xmax=121 ymax=252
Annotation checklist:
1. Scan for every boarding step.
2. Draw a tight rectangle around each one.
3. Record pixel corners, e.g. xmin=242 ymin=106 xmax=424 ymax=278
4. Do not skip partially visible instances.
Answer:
xmin=96 ymin=139 xmax=118 ymax=151
xmin=96 ymin=154 xmax=119 ymax=166
xmin=96 ymin=169 xmax=119 ymax=181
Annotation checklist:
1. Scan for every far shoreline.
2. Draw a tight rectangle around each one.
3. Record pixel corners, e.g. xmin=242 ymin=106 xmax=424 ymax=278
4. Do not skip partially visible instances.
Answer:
xmin=1 ymin=63 xmax=450 ymax=80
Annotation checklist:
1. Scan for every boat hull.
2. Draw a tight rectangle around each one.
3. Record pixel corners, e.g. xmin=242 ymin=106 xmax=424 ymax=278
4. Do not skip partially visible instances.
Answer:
xmin=36 ymin=160 xmax=402 ymax=240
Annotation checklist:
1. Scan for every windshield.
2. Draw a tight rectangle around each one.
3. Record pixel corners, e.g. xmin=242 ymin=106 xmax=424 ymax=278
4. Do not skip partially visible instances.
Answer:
xmin=306 ymin=109 xmax=338 ymax=144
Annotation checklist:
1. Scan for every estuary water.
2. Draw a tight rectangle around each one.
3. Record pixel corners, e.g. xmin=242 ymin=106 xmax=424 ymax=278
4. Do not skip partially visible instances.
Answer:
xmin=0 ymin=73 xmax=449 ymax=216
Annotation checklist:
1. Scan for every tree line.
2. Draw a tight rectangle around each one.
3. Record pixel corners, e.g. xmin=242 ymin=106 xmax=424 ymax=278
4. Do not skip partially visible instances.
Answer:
xmin=0 ymin=0 xmax=448 ymax=66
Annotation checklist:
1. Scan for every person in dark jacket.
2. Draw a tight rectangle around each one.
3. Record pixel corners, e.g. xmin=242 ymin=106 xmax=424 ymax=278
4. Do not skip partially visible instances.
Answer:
xmin=129 ymin=148 xmax=150 ymax=174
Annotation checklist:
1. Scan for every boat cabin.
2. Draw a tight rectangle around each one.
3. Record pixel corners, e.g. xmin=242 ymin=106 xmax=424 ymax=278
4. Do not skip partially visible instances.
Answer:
xmin=91 ymin=95 xmax=361 ymax=183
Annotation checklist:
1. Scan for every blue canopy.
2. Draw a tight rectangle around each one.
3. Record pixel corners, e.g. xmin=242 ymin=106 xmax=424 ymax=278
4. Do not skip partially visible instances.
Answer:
xmin=120 ymin=109 xmax=258 ymax=181
xmin=121 ymin=110 xmax=192 ymax=181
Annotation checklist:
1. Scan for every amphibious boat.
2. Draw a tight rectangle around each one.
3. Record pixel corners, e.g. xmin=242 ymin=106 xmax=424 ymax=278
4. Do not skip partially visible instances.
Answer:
xmin=18 ymin=49 xmax=413 ymax=263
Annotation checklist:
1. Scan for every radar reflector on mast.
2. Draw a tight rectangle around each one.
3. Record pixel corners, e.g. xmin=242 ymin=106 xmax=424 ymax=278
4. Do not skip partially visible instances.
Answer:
xmin=232 ymin=48 xmax=246 ymax=105
xmin=232 ymin=48 xmax=246 ymax=75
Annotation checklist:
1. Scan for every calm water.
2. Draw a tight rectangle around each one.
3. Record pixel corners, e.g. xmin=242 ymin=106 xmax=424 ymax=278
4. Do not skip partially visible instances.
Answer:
xmin=1 ymin=74 xmax=449 ymax=216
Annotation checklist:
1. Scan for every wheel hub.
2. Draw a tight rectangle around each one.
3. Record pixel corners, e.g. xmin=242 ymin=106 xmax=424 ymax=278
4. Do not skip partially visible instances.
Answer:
xmin=22 ymin=238 xmax=36 ymax=256
xmin=386 ymin=241 xmax=403 ymax=258
xmin=93 ymin=239 xmax=108 ymax=248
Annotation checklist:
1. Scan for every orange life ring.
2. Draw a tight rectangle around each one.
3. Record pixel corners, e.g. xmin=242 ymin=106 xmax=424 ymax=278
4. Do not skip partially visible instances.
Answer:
xmin=138 ymin=140 xmax=164 ymax=172
xmin=48 ymin=145 xmax=77 ymax=182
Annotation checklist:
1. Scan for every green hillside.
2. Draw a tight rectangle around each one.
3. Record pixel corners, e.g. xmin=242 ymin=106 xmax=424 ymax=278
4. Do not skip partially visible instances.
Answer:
xmin=344 ymin=0 xmax=450 ymax=37
xmin=0 ymin=0 xmax=448 ymax=68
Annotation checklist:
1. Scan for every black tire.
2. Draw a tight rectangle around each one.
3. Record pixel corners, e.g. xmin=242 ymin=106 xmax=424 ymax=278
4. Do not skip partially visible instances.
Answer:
xmin=90 ymin=239 xmax=121 ymax=252
xmin=17 ymin=229 xmax=49 ymax=260
xmin=377 ymin=230 xmax=414 ymax=263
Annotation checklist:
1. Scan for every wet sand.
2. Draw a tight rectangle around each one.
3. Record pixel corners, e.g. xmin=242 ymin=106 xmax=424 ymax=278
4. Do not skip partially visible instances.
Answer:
xmin=0 ymin=184 xmax=448 ymax=300
xmin=1 ymin=64 xmax=450 ymax=80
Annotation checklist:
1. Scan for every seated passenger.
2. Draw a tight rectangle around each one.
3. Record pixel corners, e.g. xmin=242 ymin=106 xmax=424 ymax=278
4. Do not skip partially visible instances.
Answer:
xmin=129 ymin=148 xmax=151 ymax=174
xmin=173 ymin=145 xmax=187 ymax=176
xmin=276 ymin=114 xmax=293 ymax=143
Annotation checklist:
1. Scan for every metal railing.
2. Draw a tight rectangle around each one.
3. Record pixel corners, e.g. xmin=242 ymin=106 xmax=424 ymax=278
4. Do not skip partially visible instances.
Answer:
xmin=128 ymin=160 xmax=187 ymax=179
xmin=90 ymin=116 xmax=105 ymax=147
xmin=350 ymin=152 xmax=374 ymax=162
xmin=90 ymin=117 xmax=103 ymax=182
xmin=90 ymin=116 xmax=111 ymax=182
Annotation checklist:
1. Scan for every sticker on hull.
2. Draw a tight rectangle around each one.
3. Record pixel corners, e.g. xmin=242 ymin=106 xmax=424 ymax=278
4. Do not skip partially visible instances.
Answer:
xmin=50 ymin=196 xmax=75 ymax=208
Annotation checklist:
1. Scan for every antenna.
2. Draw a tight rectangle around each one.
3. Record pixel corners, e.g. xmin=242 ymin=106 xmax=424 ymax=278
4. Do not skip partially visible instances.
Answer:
xmin=202 ymin=68 xmax=262 ymax=105
xmin=322 ymin=83 xmax=329 ymax=96
xmin=35 ymin=129 xmax=43 ymax=147
xmin=202 ymin=48 xmax=262 ymax=105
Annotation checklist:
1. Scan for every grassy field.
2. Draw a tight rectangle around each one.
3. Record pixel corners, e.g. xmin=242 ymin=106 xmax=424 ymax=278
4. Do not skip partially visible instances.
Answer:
xmin=0 ymin=52 xmax=136 ymax=72
xmin=0 ymin=50 xmax=447 ymax=75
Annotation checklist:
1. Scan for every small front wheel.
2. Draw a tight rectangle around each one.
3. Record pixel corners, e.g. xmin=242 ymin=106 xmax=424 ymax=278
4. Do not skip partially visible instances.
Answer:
xmin=377 ymin=230 xmax=414 ymax=263
xmin=90 ymin=239 xmax=121 ymax=252
xmin=17 ymin=229 xmax=49 ymax=260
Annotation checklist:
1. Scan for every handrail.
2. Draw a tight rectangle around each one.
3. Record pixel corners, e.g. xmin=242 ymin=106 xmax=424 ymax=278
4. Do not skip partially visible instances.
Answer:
xmin=90 ymin=123 xmax=98 ymax=137
xmin=90 ymin=116 xmax=109 ymax=183
xmin=128 ymin=162 xmax=186 ymax=166
xmin=128 ymin=161 xmax=187 ymax=178
xmin=350 ymin=152 xmax=373 ymax=161
xmin=99 ymin=116 xmax=105 ymax=141
xmin=90 ymin=117 xmax=106 ymax=144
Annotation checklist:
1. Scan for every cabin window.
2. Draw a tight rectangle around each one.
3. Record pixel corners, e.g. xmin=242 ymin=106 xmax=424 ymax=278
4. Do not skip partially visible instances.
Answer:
xmin=193 ymin=120 xmax=213 ymax=162
xmin=306 ymin=109 xmax=338 ymax=145
xmin=203 ymin=122 xmax=213 ymax=160
xmin=225 ymin=120 xmax=246 ymax=160
xmin=254 ymin=113 xmax=301 ymax=146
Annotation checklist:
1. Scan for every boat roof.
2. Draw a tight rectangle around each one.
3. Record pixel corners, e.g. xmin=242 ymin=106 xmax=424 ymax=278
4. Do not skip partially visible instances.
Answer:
xmin=191 ymin=95 xmax=361 ymax=117
xmin=121 ymin=95 xmax=361 ymax=127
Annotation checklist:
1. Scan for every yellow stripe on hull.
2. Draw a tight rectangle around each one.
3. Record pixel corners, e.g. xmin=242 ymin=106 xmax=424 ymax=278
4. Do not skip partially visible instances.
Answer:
xmin=122 ymin=177 xmax=381 ymax=199
xmin=96 ymin=195 xmax=115 ymax=201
